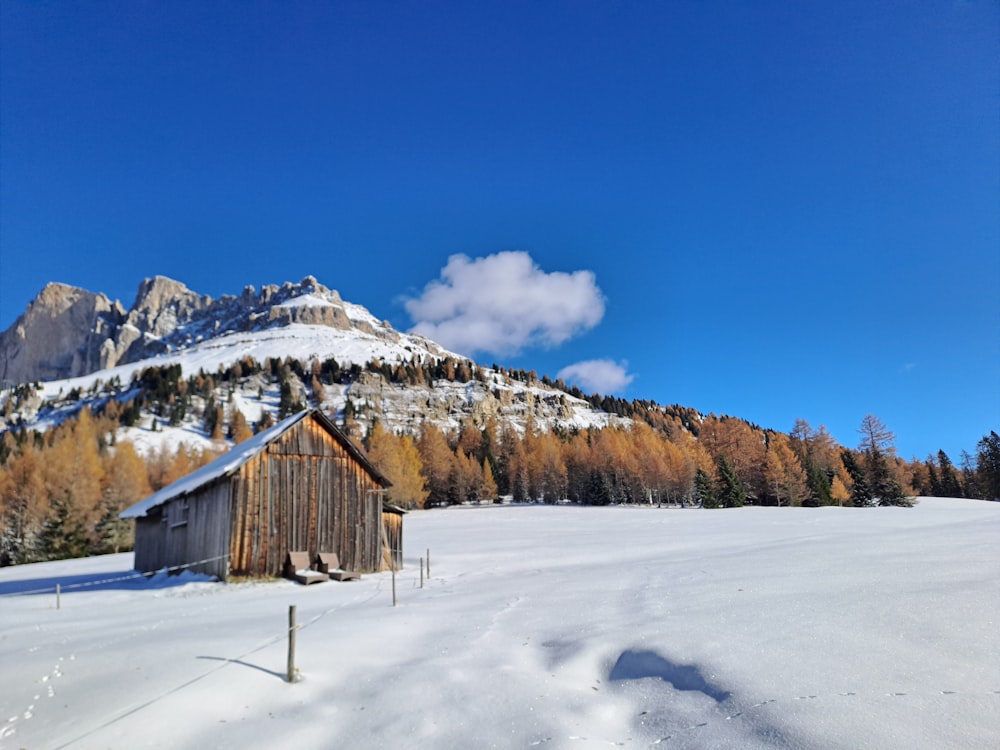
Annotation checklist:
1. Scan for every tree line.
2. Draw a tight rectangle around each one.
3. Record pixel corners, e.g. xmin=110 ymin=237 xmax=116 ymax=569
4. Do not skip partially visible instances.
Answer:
xmin=0 ymin=409 xmax=223 ymax=565
xmin=1 ymin=356 xmax=997 ymax=565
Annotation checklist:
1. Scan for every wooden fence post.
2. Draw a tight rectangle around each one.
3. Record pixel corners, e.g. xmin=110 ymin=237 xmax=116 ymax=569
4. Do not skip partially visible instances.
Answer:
xmin=56 ymin=584 xmax=60 ymax=610
xmin=287 ymin=605 xmax=297 ymax=683
xmin=420 ymin=557 xmax=424 ymax=588
xmin=392 ymin=564 xmax=397 ymax=607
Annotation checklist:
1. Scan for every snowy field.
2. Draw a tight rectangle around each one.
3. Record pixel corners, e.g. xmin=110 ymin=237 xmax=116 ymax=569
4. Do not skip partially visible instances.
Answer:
xmin=1 ymin=498 xmax=998 ymax=750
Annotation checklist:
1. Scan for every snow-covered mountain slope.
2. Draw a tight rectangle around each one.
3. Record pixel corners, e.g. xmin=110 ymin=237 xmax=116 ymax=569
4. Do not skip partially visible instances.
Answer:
xmin=0 ymin=276 xmax=623 ymax=454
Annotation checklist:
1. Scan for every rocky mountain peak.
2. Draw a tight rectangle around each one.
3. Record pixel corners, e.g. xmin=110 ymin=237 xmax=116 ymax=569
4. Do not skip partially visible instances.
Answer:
xmin=32 ymin=282 xmax=122 ymax=319
xmin=0 ymin=282 xmax=126 ymax=384
xmin=0 ymin=275 xmax=411 ymax=384
xmin=127 ymin=276 xmax=212 ymax=338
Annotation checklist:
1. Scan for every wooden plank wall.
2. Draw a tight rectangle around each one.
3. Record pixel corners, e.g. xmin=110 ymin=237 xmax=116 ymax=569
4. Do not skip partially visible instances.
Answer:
xmin=182 ymin=484 xmax=231 ymax=579
xmin=228 ymin=416 xmax=386 ymax=577
xmin=133 ymin=512 xmax=165 ymax=575
xmin=382 ymin=511 xmax=404 ymax=571
xmin=131 ymin=483 xmax=231 ymax=579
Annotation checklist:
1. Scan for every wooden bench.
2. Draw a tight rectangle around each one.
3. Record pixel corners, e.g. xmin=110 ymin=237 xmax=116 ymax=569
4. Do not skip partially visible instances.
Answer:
xmin=315 ymin=551 xmax=361 ymax=581
xmin=284 ymin=551 xmax=329 ymax=584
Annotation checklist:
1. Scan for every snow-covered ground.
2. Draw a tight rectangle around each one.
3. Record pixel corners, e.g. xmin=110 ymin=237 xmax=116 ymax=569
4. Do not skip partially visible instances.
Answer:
xmin=1 ymin=498 xmax=997 ymax=749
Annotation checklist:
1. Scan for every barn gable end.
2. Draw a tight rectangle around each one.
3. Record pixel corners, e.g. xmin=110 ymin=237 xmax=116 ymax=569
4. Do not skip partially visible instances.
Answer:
xmin=122 ymin=409 xmax=393 ymax=580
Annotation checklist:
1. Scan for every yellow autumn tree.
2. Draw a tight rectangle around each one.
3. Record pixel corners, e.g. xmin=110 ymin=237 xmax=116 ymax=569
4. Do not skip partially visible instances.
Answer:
xmin=533 ymin=430 xmax=567 ymax=502
xmin=367 ymin=422 xmax=429 ymax=509
xmin=452 ymin=449 xmax=485 ymax=503
xmin=149 ymin=443 xmax=221 ymax=491
xmin=43 ymin=411 xmax=105 ymax=529
xmin=416 ymin=423 xmax=454 ymax=506
xmin=230 ymin=408 xmax=254 ymax=444
xmin=764 ymin=434 xmax=809 ymax=506
xmin=482 ymin=458 xmax=499 ymax=502
xmin=0 ymin=445 xmax=46 ymax=563
xmin=660 ymin=437 xmax=696 ymax=504
xmin=95 ymin=441 xmax=152 ymax=553
xmin=699 ymin=417 xmax=767 ymax=500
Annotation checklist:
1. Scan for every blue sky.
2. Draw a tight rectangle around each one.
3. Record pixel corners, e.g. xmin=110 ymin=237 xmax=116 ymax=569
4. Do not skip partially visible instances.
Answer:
xmin=1 ymin=1 xmax=997 ymax=462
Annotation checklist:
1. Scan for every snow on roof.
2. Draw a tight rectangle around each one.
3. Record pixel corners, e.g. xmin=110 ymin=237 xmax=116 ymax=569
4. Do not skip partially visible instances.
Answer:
xmin=120 ymin=408 xmax=390 ymax=519
xmin=120 ymin=410 xmax=309 ymax=518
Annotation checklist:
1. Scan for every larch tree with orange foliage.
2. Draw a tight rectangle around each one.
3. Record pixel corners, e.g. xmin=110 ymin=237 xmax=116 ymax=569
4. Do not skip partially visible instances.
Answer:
xmin=38 ymin=411 xmax=106 ymax=557
xmin=367 ymin=421 xmax=429 ymax=509
xmin=416 ymin=423 xmax=455 ymax=506
xmin=0 ymin=445 xmax=46 ymax=564
xmin=94 ymin=441 xmax=152 ymax=553
xmin=229 ymin=408 xmax=254 ymax=444
xmin=764 ymin=433 xmax=809 ymax=506
xmin=699 ymin=417 xmax=767 ymax=501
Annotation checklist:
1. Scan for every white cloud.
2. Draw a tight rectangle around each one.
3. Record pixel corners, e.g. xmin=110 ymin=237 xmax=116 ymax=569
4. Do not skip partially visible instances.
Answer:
xmin=557 ymin=359 xmax=634 ymax=395
xmin=403 ymin=251 xmax=605 ymax=356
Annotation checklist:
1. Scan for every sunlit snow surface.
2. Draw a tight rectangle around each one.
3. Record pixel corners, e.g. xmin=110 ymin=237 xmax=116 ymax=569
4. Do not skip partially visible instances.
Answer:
xmin=1 ymin=498 xmax=997 ymax=749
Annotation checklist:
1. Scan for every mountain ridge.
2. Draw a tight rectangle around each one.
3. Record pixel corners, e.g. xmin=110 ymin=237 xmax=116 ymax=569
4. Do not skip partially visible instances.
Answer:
xmin=2 ymin=275 xmax=463 ymax=384
xmin=0 ymin=275 xmax=625 ymax=452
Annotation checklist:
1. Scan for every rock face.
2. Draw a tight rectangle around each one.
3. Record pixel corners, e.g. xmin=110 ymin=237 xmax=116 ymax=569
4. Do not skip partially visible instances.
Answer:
xmin=0 ymin=283 xmax=126 ymax=384
xmin=128 ymin=276 xmax=212 ymax=338
xmin=0 ymin=275 xmax=411 ymax=385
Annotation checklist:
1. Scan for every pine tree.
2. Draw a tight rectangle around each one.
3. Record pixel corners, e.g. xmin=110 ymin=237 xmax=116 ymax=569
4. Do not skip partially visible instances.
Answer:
xmin=587 ymin=467 xmax=613 ymax=506
xmin=37 ymin=498 xmax=90 ymax=560
xmin=976 ymin=431 xmax=1000 ymax=501
xmin=804 ymin=463 xmax=833 ymax=506
xmin=935 ymin=450 xmax=963 ymax=498
xmin=716 ymin=456 xmax=746 ymax=508
xmin=204 ymin=396 xmax=219 ymax=434
xmin=853 ymin=415 xmax=909 ymax=507
xmin=694 ymin=468 xmax=719 ymax=508
xmin=926 ymin=459 xmax=941 ymax=497
xmin=867 ymin=449 xmax=908 ymax=506
xmin=959 ymin=451 xmax=981 ymax=500
xmin=210 ymin=405 xmax=226 ymax=442
xmin=840 ymin=449 xmax=872 ymax=507
xmin=278 ymin=380 xmax=304 ymax=420
xmin=93 ymin=499 xmax=133 ymax=555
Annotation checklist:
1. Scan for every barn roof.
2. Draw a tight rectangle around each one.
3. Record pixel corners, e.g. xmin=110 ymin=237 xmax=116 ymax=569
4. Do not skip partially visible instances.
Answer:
xmin=120 ymin=409 xmax=390 ymax=519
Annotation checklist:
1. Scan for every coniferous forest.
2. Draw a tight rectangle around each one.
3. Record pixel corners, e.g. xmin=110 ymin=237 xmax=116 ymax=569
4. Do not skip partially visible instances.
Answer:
xmin=1 ymin=355 xmax=997 ymax=566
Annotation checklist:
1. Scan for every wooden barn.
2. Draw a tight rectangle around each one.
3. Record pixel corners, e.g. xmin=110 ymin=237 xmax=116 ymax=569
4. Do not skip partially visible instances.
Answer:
xmin=120 ymin=409 xmax=396 ymax=580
